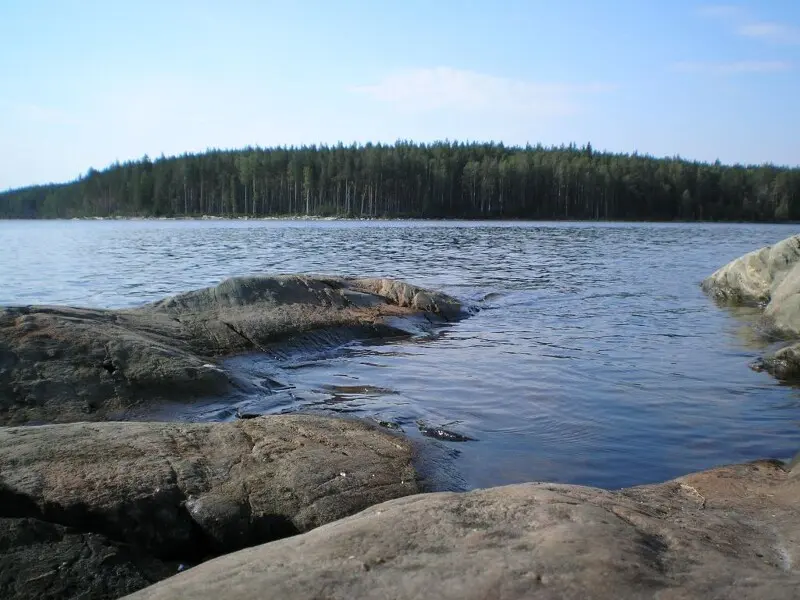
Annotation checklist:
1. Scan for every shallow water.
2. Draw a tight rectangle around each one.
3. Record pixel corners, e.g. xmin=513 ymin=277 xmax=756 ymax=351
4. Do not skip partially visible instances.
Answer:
xmin=2 ymin=219 xmax=799 ymax=490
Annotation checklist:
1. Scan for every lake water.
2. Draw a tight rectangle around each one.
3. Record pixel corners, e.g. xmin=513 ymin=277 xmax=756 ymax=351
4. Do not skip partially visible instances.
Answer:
xmin=2 ymin=219 xmax=799 ymax=491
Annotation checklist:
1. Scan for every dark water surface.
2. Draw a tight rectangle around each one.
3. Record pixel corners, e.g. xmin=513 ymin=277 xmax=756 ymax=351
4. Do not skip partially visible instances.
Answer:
xmin=2 ymin=219 xmax=799 ymax=490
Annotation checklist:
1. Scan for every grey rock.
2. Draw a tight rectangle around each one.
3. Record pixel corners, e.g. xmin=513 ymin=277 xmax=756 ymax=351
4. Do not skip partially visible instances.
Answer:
xmin=753 ymin=342 xmax=800 ymax=381
xmin=416 ymin=420 xmax=476 ymax=442
xmin=702 ymin=233 xmax=800 ymax=306
xmin=702 ymin=234 xmax=800 ymax=379
xmin=126 ymin=458 xmax=800 ymax=600
xmin=0 ymin=275 xmax=463 ymax=424
xmin=0 ymin=414 xmax=418 ymax=598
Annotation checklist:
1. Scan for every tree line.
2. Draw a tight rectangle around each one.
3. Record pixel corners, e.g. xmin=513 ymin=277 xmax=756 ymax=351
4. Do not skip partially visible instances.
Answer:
xmin=2 ymin=141 xmax=799 ymax=221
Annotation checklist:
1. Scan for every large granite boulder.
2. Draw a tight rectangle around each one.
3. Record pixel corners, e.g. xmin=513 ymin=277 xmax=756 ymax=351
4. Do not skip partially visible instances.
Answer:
xmin=701 ymin=233 xmax=800 ymax=307
xmin=703 ymin=233 xmax=800 ymax=379
xmin=127 ymin=458 xmax=800 ymax=600
xmin=0 ymin=414 xmax=419 ymax=599
xmin=0 ymin=275 xmax=464 ymax=424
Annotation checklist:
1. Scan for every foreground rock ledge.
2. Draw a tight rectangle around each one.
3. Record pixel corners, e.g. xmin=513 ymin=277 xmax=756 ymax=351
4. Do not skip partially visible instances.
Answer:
xmin=702 ymin=233 xmax=800 ymax=380
xmin=0 ymin=414 xmax=419 ymax=599
xmin=0 ymin=275 xmax=464 ymax=425
xmin=127 ymin=458 xmax=800 ymax=600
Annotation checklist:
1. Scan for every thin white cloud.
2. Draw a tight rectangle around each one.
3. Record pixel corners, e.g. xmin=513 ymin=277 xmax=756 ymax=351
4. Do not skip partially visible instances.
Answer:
xmin=699 ymin=5 xmax=800 ymax=45
xmin=672 ymin=60 xmax=792 ymax=74
xmin=351 ymin=67 xmax=614 ymax=116
xmin=697 ymin=5 xmax=743 ymax=20
xmin=737 ymin=22 xmax=800 ymax=45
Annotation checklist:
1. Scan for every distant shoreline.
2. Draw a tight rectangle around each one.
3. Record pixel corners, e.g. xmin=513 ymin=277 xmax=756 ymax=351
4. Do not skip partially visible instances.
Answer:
xmin=1 ymin=215 xmax=798 ymax=225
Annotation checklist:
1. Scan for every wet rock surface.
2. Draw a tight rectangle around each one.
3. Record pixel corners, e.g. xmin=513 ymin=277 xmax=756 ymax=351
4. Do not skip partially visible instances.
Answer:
xmin=703 ymin=233 xmax=800 ymax=380
xmin=416 ymin=420 xmax=476 ymax=442
xmin=0 ymin=414 xmax=419 ymax=599
xmin=127 ymin=458 xmax=800 ymax=600
xmin=0 ymin=275 xmax=464 ymax=425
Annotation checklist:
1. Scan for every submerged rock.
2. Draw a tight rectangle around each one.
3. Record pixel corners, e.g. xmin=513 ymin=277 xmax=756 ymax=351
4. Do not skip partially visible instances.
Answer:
xmin=702 ymin=234 xmax=800 ymax=380
xmin=0 ymin=275 xmax=464 ymax=425
xmin=416 ymin=420 xmax=476 ymax=442
xmin=0 ymin=414 xmax=419 ymax=599
xmin=370 ymin=418 xmax=404 ymax=432
xmin=126 ymin=458 xmax=800 ymax=600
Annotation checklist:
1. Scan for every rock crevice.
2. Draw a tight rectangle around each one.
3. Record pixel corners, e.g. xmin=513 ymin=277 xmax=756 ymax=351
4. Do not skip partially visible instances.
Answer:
xmin=0 ymin=415 xmax=421 ymax=599
xmin=126 ymin=458 xmax=800 ymax=600
xmin=122 ymin=461 xmax=800 ymax=600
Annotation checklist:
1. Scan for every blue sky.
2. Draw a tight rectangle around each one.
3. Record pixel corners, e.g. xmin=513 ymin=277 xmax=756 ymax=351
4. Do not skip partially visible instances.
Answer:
xmin=1 ymin=0 xmax=799 ymax=190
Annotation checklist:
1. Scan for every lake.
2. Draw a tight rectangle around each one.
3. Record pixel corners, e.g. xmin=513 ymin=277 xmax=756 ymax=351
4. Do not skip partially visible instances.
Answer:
xmin=2 ymin=218 xmax=799 ymax=490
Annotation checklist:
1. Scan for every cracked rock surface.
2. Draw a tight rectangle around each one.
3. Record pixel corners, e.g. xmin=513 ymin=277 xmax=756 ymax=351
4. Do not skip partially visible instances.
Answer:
xmin=0 ymin=275 xmax=464 ymax=425
xmin=0 ymin=414 xmax=419 ymax=599
xmin=127 ymin=458 xmax=800 ymax=600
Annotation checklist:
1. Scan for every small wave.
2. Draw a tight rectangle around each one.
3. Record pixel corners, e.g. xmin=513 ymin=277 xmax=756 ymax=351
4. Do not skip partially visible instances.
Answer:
xmin=319 ymin=384 xmax=398 ymax=396
xmin=581 ymin=291 xmax=648 ymax=300
xmin=479 ymin=291 xmax=506 ymax=303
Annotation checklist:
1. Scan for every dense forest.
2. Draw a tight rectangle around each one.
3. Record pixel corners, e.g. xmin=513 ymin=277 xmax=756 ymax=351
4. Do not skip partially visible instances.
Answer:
xmin=2 ymin=142 xmax=799 ymax=221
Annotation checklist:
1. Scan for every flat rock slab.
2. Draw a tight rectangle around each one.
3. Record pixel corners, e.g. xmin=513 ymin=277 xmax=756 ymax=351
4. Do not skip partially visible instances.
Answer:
xmin=127 ymin=459 xmax=800 ymax=600
xmin=702 ymin=233 xmax=800 ymax=380
xmin=0 ymin=414 xmax=419 ymax=599
xmin=0 ymin=275 xmax=463 ymax=424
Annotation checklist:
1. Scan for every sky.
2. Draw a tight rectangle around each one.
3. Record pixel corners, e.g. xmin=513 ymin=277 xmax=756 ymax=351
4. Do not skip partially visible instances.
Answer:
xmin=1 ymin=0 xmax=799 ymax=190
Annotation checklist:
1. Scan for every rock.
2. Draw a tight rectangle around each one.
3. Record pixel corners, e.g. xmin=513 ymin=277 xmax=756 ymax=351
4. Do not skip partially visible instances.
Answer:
xmin=701 ymin=233 xmax=800 ymax=306
xmin=702 ymin=234 xmax=800 ymax=379
xmin=0 ymin=275 xmax=464 ymax=424
xmin=0 ymin=414 xmax=419 ymax=598
xmin=0 ymin=517 xmax=174 ymax=600
xmin=753 ymin=342 xmax=800 ymax=381
xmin=416 ymin=420 xmax=476 ymax=442
xmin=372 ymin=419 xmax=403 ymax=432
xmin=234 ymin=409 xmax=259 ymax=419
xmin=126 ymin=458 xmax=800 ymax=600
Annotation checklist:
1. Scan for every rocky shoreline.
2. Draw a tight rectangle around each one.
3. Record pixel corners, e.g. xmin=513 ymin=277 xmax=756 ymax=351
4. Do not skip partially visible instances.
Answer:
xmin=0 ymin=275 xmax=463 ymax=425
xmin=1 ymin=266 xmax=798 ymax=599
